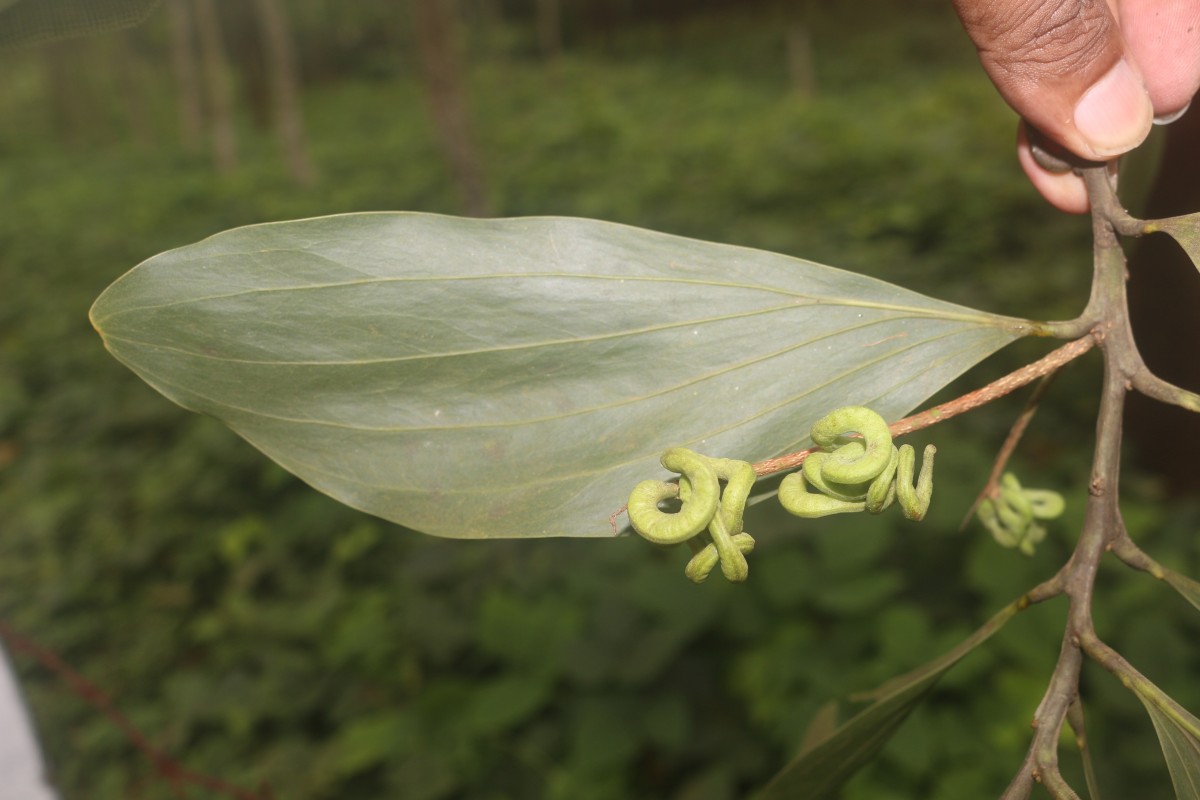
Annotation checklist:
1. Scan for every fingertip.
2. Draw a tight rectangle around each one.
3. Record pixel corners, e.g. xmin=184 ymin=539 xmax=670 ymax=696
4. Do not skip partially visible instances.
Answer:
xmin=1017 ymin=127 xmax=1090 ymax=214
xmin=1118 ymin=0 xmax=1200 ymax=119
xmin=1154 ymin=101 xmax=1191 ymax=126
xmin=1072 ymin=59 xmax=1154 ymax=158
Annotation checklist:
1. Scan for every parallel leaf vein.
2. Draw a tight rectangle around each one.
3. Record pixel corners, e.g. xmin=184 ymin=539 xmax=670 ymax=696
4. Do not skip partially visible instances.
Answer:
xmin=116 ymin=317 xmax=987 ymax=433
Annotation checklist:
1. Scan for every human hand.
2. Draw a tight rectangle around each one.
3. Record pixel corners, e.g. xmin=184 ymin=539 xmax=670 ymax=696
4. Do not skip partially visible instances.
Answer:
xmin=953 ymin=0 xmax=1200 ymax=212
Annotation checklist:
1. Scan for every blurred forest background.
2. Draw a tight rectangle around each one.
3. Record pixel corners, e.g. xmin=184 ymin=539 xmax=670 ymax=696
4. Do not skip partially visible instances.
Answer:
xmin=1 ymin=0 xmax=1199 ymax=798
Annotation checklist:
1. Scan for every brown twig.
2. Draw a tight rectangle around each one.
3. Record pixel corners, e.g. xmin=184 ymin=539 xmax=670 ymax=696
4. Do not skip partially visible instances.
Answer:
xmin=958 ymin=371 xmax=1062 ymax=532
xmin=1129 ymin=364 xmax=1200 ymax=413
xmin=1107 ymin=520 xmax=1168 ymax=579
xmin=1077 ymin=630 xmax=1200 ymax=737
xmin=752 ymin=336 xmax=1096 ymax=477
xmin=1002 ymin=163 xmax=1147 ymax=799
xmin=0 ymin=619 xmax=272 ymax=800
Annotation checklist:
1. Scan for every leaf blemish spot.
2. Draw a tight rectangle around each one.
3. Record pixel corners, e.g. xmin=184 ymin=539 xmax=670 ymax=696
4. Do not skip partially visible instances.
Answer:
xmin=864 ymin=333 xmax=907 ymax=348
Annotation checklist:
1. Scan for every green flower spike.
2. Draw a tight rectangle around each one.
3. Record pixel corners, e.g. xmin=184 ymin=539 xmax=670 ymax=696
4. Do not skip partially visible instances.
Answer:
xmin=780 ymin=406 xmax=935 ymax=521
xmin=628 ymin=449 xmax=757 ymax=583
xmin=977 ymin=472 xmax=1065 ymax=555
xmin=894 ymin=444 xmax=936 ymax=521
xmin=778 ymin=470 xmax=868 ymax=517
xmin=810 ymin=405 xmax=895 ymax=484
xmin=627 ymin=448 xmax=719 ymax=545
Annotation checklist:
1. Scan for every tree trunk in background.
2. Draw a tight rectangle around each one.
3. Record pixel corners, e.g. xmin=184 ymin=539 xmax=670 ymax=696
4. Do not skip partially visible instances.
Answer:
xmin=40 ymin=40 xmax=86 ymax=147
xmin=474 ymin=0 xmax=503 ymax=57
xmin=193 ymin=0 xmax=238 ymax=174
xmin=115 ymin=31 xmax=155 ymax=148
xmin=784 ymin=1 xmax=816 ymax=97
xmin=166 ymin=0 xmax=203 ymax=152
xmin=221 ymin=0 xmax=272 ymax=130
xmin=536 ymin=0 xmax=562 ymax=61
xmin=252 ymin=0 xmax=316 ymax=185
xmin=412 ymin=0 xmax=489 ymax=216
xmin=1125 ymin=104 xmax=1200 ymax=495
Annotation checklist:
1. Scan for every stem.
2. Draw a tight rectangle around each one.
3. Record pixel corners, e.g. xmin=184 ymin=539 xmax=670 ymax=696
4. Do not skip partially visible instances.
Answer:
xmin=1111 ymin=525 xmax=1200 ymax=615
xmin=1079 ymin=632 xmax=1200 ymax=737
xmin=1001 ymin=618 xmax=1084 ymax=800
xmin=753 ymin=337 xmax=1095 ymax=477
xmin=0 ymin=619 xmax=273 ymax=800
xmin=1082 ymin=166 xmax=1145 ymax=239
xmin=960 ymin=372 xmax=1059 ymax=531
xmin=1109 ymin=523 xmax=1168 ymax=580
xmin=1130 ymin=366 xmax=1200 ymax=413
xmin=1004 ymin=163 xmax=1142 ymax=795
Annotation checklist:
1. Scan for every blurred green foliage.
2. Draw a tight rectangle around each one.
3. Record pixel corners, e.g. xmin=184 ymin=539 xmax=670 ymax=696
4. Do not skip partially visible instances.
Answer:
xmin=1 ymin=1 xmax=1198 ymax=798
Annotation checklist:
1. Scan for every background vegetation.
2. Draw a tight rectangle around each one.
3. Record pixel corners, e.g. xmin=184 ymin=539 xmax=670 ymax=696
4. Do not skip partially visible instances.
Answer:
xmin=1 ymin=1 xmax=1198 ymax=797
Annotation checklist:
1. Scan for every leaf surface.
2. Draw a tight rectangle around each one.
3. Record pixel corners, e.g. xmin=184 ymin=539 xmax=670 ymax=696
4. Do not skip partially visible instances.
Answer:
xmin=1164 ymin=568 xmax=1200 ymax=614
xmin=757 ymin=600 xmax=1020 ymax=799
xmin=91 ymin=213 xmax=1034 ymax=538
xmin=1125 ymin=669 xmax=1200 ymax=799
xmin=1147 ymin=213 xmax=1200 ymax=275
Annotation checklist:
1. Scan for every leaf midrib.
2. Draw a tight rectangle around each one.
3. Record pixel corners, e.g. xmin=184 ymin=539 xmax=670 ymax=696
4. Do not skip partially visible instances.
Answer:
xmin=113 ymin=316 xmax=972 ymax=434
xmin=97 ymin=300 xmax=974 ymax=368
xmin=92 ymin=267 xmax=1015 ymax=328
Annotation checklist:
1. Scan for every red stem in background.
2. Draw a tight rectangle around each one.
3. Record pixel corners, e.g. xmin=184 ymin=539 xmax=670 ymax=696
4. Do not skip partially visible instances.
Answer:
xmin=0 ymin=619 xmax=273 ymax=800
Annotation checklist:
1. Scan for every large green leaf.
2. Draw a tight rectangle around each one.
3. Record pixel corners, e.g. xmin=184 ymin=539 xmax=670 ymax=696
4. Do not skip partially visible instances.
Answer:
xmin=757 ymin=600 xmax=1021 ymax=799
xmin=1143 ymin=703 xmax=1200 ymax=800
xmin=1123 ymin=664 xmax=1200 ymax=798
xmin=90 ymin=213 xmax=1034 ymax=539
xmin=0 ymin=0 xmax=160 ymax=47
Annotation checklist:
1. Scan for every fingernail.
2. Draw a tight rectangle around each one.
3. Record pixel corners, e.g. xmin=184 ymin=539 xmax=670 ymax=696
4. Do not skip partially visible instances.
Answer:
xmin=1154 ymin=101 xmax=1191 ymax=126
xmin=1074 ymin=59 xmax=1153 ymax=157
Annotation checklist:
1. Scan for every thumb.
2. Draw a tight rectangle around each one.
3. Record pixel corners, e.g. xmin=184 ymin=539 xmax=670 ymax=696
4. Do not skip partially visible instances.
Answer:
xmin=953 ymin=0 xmax=1154 ymax=160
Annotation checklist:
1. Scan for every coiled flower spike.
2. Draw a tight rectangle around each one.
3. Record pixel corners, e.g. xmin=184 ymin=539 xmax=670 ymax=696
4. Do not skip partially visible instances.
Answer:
xmin=628 ymin=407 xmax=935 ymax=584
xmin=977 ymin=472 xmax=1065 ymax=555
xmin=627 ymin=448 xmax=757 ymax=583
xmin=779 ymin=406 xmax=935 ymax=521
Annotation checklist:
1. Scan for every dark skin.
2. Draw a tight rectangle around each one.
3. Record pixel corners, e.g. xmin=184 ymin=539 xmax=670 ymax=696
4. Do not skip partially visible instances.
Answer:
xmin=952 ymin=0 xmax=1200 ymax=212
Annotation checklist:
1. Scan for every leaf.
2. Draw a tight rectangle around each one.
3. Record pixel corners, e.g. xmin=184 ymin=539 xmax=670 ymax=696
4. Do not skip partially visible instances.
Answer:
xmin=1080 ymin=734 xmax=1103 ymax=800
xmin=757 ymin=600 xmax=1020 ymax=799
xmin=1145 ymin=213 xmax=1200 ymax=274
xmin=1067 ymin=698 xmax=1102 ymax=800
xmin=1125 ymin=670 xmax=1200 ymax=798
xmin=464 ymin=674 xmax=553 ymax=736
xmin=90 ymin=213 xmax=1035 ymax=539
xmin=1163 ymin=568 xmax=1200 ymax=614
xmin=330 ymin=711 xmax=417 ymax=777
xmin=1143 ymin=704 xmax=1200 ymax=799
xmin=0 ymin=0 xmax=160 ymax=47
xmin=796 ymin=701 xmax=839 ymax=757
